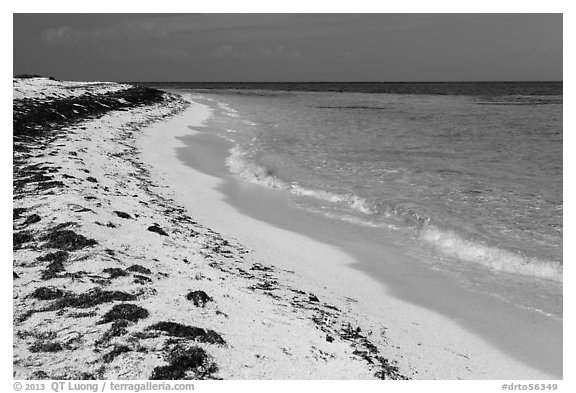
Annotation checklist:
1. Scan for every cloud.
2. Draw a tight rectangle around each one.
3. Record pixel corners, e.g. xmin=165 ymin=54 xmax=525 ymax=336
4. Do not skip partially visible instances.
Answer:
xmin=38 ymin=21 xmax=191 ymax=60
xmin=40 ymin=26 xmax=72 ymax=43
xmin=256 ymin=45 xmax=300 ymax=60
xmin=40 ymin=14 xmax=423 ymax=47
xmin=210 ymin=44 xmax=300 ymax=60
xmin=211 ymin=44 xmax=248 ymax=59
xmin=104 ymin=46 xmax=191 ymax=60
xmin=39 ymin=20 xmax=170 ymax=45
xmin=35 ymin=15 xmax=423 ymax=63
xmin=172 ymin=14 xmax=432 ymax=45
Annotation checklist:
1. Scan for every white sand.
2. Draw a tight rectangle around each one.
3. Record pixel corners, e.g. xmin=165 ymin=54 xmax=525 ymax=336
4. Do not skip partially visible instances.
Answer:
xmin=138 ymin=94 xmax=555 ymax=379
xmin=13 ymin=77 xmax=131 ymax=101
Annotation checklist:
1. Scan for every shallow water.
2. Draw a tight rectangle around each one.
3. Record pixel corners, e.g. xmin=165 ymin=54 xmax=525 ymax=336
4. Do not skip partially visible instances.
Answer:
xmin=175 ymin=85 xmax=563 ymax=321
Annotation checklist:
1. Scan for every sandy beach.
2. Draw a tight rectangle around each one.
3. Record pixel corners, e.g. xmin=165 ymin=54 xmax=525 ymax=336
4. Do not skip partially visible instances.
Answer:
xmin=13 ymin=79 xmax=559 ymax=380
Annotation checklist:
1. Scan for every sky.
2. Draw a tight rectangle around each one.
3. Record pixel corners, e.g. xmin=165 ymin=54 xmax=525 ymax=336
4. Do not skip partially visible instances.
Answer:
xmin=13 ymin=13 xmax=563 ymax=82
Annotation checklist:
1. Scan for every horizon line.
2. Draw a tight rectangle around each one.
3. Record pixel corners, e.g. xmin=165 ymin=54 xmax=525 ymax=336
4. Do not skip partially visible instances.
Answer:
xmin=123 ymin=80 xmax=563 ymax=84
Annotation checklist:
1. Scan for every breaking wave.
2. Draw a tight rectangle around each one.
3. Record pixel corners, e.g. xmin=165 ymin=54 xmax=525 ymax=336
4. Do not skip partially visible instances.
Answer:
xmin=225 ymin=144 xmax=562 ymax=283
xmin=421 ymin=226 xmax=562 ymax=282
xmin=225 ymin=145 xmax=373 ymax=215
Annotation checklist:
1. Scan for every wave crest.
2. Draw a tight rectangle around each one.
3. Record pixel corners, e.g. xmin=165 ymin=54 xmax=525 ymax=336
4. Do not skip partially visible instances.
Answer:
xmin=225 ymin=145 xmax=562 ymax=283
xmin=421 ymin=226 xmax=562 ymax=282
xmin=225 ymin=145 xmax=373 ymax=214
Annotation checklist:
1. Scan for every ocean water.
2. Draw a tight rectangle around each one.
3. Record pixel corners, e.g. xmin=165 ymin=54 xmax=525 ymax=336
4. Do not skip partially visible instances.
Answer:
xmin=169 ymin=82 xmax=563 ymax=317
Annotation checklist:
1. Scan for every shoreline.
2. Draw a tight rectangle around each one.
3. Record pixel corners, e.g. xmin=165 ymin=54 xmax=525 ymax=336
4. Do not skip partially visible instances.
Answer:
xmin=12 ymin=79 xmax=561 ymax=379
xmin=138 ymin=92 xmax=559 ymax=379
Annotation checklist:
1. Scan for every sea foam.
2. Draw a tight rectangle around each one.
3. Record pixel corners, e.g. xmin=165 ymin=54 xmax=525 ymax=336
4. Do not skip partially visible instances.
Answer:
xmin=225 ymin=145 xmax=373 ymax=215
xmin=421 ymin=226 xmax=563 ymax=282
xmin=226 ymin=145 xmax=563 ymax=282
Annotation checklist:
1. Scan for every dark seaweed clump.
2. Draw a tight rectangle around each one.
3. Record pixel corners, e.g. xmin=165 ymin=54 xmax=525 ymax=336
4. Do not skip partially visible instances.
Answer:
xmin=42 ymin=228 xmax=97 ymax=251
xmin=98 ymin=303 xmax=149 ymax=325
xmin=23 ymin=214 xmax=41 ymax=226
xmin=30 ymin=287 xmax=137 ymax=313
xmin=113 ymin=211 xmax=132 ymax=219
xmin=96 ymin=320 xmax=131 ymax=346
xmin=37 ymin=250 xmax=69 ymax=263
xmin=146 ymin=322 xmax=225 ymax=345
xmin=374 ymin=357 xmax=408 ymax=380
xmin=147 ymin=224 xmax=169 ymax=236
xmin=28 ymin=370 xmax=50 ymax=380
xmin=102 ymin=345 xmax=132 ymax=363
xmin=150 ymin=345 xmax=217 ymax=380
xmin=103 ymin=267 xmax=128 ymax=279
xmin=13 ymin=230 xmax=34 ymax=250
xmin=13 ymin=163 xmax=65 ymax=197
xmin=186 ymin=291 xmax=213 ymax=307
xmin=309 ymin=294 xmax=320 ymax=302
xmin=126 ymin=265 xmax=152 ymax=275
xmin=13 ymin=86 xmax=166 ymax=139
xmin=29 ymin=340 xmax=63 ymax=353
xmin=31 ymin=286 xmax=67 ymax=300
xmin=38 ymin=251 xmax=69 ymax=279
xmin=133 ymin=275 xmax=153 ymax=285
xmin=48 ymin=288 xmax=136 ymax=310
xmin=13 ymin=207 xmax=27 ymax=220
xmin=14 ymin=74 xmax=56 ymax=80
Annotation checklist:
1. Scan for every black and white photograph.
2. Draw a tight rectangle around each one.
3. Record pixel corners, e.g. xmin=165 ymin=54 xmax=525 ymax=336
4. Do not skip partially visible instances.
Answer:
xmin=10 ymin=6 xmax=565 ymax=387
